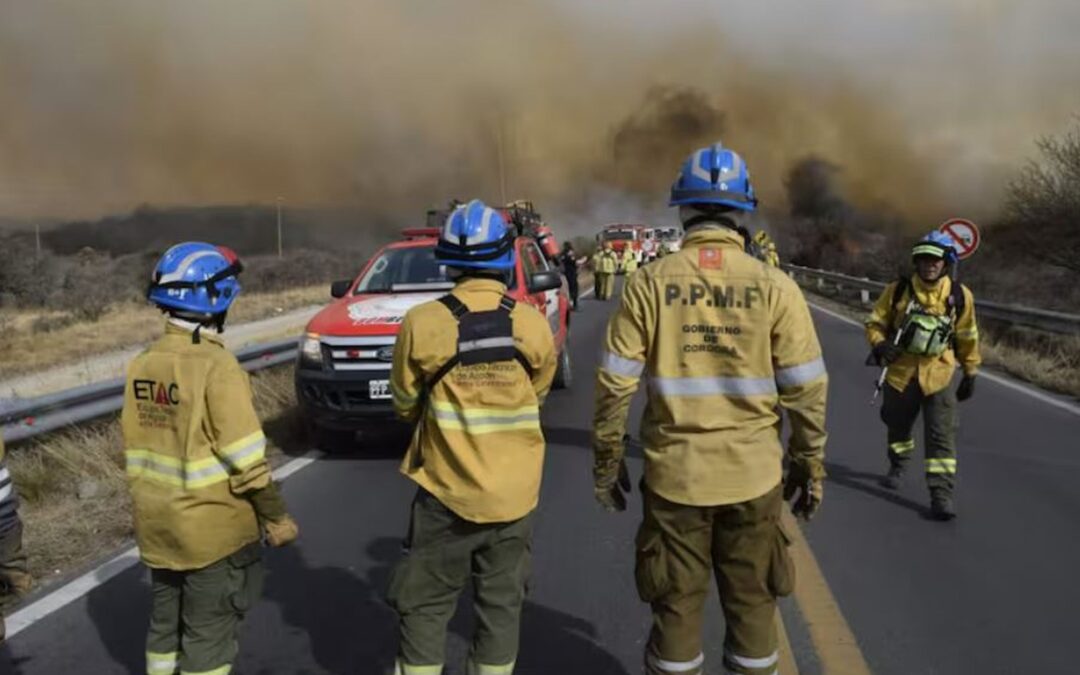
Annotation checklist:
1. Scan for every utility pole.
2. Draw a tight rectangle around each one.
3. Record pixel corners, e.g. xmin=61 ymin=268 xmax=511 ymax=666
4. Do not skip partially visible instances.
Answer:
xmin=495 ymin=122 xmax=508 ymax=205
xmin=276 ymin=196 xmax=283 ymax=259
xmin=35 ymin=223 xmax=42 ymax=259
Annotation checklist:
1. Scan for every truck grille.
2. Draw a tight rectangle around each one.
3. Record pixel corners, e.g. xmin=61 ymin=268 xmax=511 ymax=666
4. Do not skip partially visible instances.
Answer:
xmin=320 ymin=336 xmax=396 ymax=373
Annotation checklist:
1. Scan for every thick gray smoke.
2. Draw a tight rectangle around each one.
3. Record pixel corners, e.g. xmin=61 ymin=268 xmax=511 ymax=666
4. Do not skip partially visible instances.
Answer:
xmin=2 ymin=0 xmax=1079 ymax=234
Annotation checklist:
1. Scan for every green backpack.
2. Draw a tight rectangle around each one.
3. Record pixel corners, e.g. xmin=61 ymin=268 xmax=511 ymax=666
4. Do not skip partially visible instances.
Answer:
xmin=890 ymin=276 xmax=966 ymax=357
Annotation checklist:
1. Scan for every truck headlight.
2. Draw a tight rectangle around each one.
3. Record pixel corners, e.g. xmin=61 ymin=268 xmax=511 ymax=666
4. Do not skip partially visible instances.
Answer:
xmin=300 ymin=333 xmax=324 ymax=368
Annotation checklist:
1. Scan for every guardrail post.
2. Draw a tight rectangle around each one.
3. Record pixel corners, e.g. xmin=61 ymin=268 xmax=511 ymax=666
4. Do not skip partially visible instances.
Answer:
xmin=860 ymin=289 xmax=870 ymax=304
xmin=816 ymin=277 xmax=825 ymax=290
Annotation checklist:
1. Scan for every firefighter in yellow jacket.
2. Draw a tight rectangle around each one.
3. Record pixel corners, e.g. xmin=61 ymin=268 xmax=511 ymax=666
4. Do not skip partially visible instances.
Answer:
xmin=123 ymin=242 xmax=298 ymax=675
xmin=0 ymin=432 xmax=32 ymax=645
xmin=865 ymin=231 xmax=980 ymax=520
xmin=593 ymin=243 xmax=617 ymax=300
xmin=593 ymin=144 xmax=828 ymax=675
xmin=621 ymin=246 xmax=639 ymax=276
xmin=388 ymin=200 xmax=556 ymax=675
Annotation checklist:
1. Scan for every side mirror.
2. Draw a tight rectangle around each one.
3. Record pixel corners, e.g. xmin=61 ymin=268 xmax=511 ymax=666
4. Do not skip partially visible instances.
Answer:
xmin=330 ymin=280 xmax=352 ymax=298
xmin=527 ymin=271 xmax=562 ymax=294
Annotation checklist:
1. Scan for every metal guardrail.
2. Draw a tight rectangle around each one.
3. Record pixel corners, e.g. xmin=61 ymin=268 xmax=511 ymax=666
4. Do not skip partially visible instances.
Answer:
xmin=0 ymin=337 xmax=299 ymax=444
xmin=783 ymin=263 xmax=1080 ymax=335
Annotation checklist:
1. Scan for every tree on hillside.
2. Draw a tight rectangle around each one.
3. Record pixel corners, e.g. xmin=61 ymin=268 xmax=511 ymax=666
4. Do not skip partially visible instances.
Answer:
xmin=1004 ymin=122 xmax=1080 ymax=275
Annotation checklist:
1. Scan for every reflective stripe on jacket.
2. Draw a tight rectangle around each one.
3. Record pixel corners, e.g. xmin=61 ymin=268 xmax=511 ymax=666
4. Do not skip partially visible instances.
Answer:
xmin=391 ymin=278 xmax=557 ymax=524
xmin=121 ymin=322 xmax=271 ymax=570
xmin=0 ymin=434 xmax=20 ymax=536
xmin=593 ymin=227 xmax=829 ymax=506
xmin=865 ymin=275 xmax=981 ymax=395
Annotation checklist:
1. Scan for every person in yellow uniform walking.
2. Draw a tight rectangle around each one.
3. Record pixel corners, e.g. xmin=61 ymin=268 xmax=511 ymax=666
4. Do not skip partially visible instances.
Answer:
xmin=0 ymin=432 xmax=32 ymax=645
xmin=124 ymin=242 xmax=298 ymax=675
xmin=388 ymin=200 xmax=556 ymax=675
xmin=594 ymin=243 xmax=618 ymax=300
xmin=621 ymin=246 xmax=639 ymax=275
xmin=593 ymin=143 xmax=829 ymax=675
xmin=865 ymin=231 xmax=980 ymax=520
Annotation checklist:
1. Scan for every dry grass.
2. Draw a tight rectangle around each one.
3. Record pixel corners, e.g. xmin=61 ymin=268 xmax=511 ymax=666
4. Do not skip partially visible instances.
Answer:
xmin=5 ymin=364 xmax=303 ymax=594
xmin=0 ymin=285 xmax=328 ymax=380
xmin=799 ymin=287 xmax=1080 ymax=399
xmin=978 ymin=331 xmax=1080 ymax=398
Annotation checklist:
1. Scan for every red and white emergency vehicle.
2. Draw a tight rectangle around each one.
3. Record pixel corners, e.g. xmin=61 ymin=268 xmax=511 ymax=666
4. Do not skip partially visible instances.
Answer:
xmin=295 ymin=203 xmax=573 ymax=436
xmin=596 ymin=223 xmax=648 ymax=270
xmin=643 ymin=226 xmax=683 ymax=261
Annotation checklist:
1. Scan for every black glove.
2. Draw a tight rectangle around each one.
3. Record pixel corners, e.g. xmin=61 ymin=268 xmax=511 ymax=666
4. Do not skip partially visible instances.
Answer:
xmin=783 ymin=461 xmax=824 ymax=521
xmin=957 ymin=375 xmax=976 ymax=402
xmin=872 ymin=341 xmax=903 ymax=366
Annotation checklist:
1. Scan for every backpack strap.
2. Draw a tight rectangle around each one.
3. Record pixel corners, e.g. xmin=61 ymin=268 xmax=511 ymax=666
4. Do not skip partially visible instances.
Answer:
xmin=947 ymin=279 xmax=966 ymax=321
xmin=496 ymin=295 xmax=535 ymax=378
xmin=437 ymin=294 xmax=470 ymax=319
xmin=425 ymin=295 xmax=469 ymax=391
xmin=892 ymin=275 xmax=913 ymax=319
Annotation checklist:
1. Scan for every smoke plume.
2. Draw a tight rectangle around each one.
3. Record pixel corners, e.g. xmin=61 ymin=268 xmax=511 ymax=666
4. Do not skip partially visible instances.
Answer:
xmin=2 ymin=0 xmax=1079 ymax=237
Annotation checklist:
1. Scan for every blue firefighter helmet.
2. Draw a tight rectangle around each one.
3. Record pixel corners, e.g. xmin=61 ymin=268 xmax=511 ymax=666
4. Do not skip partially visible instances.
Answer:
xmin=669 ymin=142 xmax=758 ymax=211
xmin=912 ymin=231 xmax=958 ymax=263
xmin=147 ymin=242 xmax=243 ymax=318
xmin=435 ymin=199 xmax=516 ymax=271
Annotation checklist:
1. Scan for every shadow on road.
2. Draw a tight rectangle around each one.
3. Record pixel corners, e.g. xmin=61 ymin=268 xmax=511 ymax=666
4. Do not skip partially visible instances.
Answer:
xmin=84 ymin=566 xmax=150 ymax=673
xmin=825 ymin=461 xmax=931 ymax=517
xmin=262 ymin=540 xmax=399 ymax=674
xmin=263 ymin=536 xmax=628 ymax=674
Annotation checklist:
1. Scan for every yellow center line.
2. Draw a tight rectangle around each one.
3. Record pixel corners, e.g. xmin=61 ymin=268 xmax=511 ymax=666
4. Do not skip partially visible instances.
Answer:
xmin=776 ymin=608 xmax=799 ymax=675
xmin=782 ymin=509 xmax=873 ymax=674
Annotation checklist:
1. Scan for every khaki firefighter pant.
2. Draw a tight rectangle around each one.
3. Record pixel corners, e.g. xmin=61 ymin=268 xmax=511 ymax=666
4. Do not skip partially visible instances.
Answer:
xmin=388 ymin=489 xmax=533 ymax=674
xmin=636 ymin=483 xmax=793 ymax=675
xmin=882 ymin=379 xmax=958 ymax=494
xmin=595 ymin=272 xmax=614 ymax=300
xmin=145 ymin=543 xmax=265 ymax=675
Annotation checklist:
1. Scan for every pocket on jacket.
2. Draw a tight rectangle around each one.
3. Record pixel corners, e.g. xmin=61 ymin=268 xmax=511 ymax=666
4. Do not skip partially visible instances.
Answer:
xmin=634 ymin=528 xmax=669 ymax=603
xmin=767 ymin=522 xmax=795 ymax=598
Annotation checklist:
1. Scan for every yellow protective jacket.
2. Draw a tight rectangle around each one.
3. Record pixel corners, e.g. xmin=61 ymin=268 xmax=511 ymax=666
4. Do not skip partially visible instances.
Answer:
xmin=865 ymin=275 xmax=980 ymax=395
xmin=622 ymin=250 xmax=639 ymax=273
xmin=596 ymin=251 xmax=617 ymax=274
xmin=391 ymin=278 xmax=557 ymax=524
xmin=593 ymin=227 xmax=829 ymax=507
xmin=121 ymin=322 xmax=272 ymax=570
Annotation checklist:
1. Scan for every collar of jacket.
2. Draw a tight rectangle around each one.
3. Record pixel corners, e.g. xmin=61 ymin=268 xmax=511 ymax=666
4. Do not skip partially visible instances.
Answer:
xmin=681 ymin=226 xmax=745 ymax=250
xmin=910 ymin=274 xmax=952 ymax=309
xmin=164 ymin=319 xmax=225 ymax=346
xmin=452 ymin=277 xmax=509 ymax=296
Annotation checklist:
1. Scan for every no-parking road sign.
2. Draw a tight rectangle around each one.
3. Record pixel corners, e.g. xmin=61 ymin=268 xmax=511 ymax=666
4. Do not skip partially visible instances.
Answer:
xmin=938 ymin=218 xmax=980 ymax=259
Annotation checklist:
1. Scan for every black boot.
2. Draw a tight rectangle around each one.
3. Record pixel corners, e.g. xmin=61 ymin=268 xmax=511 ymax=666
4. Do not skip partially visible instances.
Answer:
xmin=879 ymin=465 xmax=904 ymax=490
xmin=930 ymin=491 xmax=956 ymax=521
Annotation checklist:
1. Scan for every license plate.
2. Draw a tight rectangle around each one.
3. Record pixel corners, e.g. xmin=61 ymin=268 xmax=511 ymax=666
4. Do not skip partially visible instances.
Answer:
xmin=369 ymin=380 xmax=391 ymax=400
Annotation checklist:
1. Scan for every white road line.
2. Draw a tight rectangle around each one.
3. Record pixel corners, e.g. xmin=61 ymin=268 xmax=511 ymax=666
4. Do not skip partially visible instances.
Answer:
xmin=808 ymin=301 xmax=1080 ymax=417
xmin=4 ymin=451 xmax=322 ymax=640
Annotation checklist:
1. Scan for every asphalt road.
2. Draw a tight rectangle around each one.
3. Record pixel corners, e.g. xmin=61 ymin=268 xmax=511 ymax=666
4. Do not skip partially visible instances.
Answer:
xmin=3 ymin=280 xmax=1078 ymax=674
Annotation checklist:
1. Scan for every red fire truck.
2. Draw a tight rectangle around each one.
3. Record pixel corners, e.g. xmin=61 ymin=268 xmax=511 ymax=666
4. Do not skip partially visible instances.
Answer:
xmin=596 ymin=223 xmax=647 ymax=270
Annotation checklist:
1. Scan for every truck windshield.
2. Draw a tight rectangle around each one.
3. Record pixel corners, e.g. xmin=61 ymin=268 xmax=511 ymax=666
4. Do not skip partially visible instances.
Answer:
xmin=354 ymin=246 xmax=451 ymax=294
xmin=602 ymin=230 xmax=636 ymax=241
